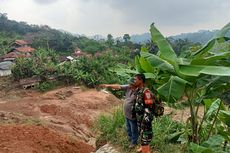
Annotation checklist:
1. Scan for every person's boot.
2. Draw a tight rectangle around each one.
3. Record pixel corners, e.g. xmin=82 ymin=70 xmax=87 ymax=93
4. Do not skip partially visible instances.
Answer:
xmin=136 ymin=146 xmax=142 ymax=153
xmin=141 ymin=145 xmax=150 ymax=153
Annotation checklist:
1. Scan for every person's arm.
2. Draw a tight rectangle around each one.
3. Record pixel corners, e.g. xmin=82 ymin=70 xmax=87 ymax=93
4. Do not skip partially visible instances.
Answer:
xmin=99 ymin=84 xmax=122 ymax=90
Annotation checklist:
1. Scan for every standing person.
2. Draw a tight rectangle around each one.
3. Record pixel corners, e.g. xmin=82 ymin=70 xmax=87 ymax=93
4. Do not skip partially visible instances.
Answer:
xmin=133 ymin=74 xmax=154 ymax=153
xmin=99 ymin=78 xmax=138 ymax=148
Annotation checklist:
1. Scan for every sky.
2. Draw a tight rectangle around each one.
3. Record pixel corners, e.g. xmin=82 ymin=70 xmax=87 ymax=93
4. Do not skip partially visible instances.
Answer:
xmin=0 ymin=0 xmax=230 ymax=37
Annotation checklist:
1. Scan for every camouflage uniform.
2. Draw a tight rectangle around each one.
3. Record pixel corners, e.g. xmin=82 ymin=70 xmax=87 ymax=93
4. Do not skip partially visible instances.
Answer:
xmin=134 ymin=87 xmax=154 ymax=145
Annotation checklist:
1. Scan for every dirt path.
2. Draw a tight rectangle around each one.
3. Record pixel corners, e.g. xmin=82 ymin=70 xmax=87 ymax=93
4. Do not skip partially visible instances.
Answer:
xmin=0 ymin=77 xmax=122 ymax=153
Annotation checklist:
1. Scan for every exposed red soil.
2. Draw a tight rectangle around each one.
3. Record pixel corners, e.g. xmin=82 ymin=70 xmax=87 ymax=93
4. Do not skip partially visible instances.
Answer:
xmin=0 ymin=125 xmax=94 ymax=153
xmin=0 ymin=77 xmax=203 ymax=153
xmin=0 ymin=77 xmax=122 ymax=153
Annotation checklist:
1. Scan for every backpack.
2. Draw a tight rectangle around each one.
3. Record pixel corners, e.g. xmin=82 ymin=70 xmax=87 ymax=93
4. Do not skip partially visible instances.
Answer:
xmin=152 ymin=96 xmax=164 ymax=117
xmin=131 ymin=88 xmax=164 ymax=118
xmin=143 ymin=88 xmax=164 ymax=117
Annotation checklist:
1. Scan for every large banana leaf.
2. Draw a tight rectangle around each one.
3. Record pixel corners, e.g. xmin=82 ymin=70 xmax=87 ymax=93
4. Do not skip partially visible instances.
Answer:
xmin=191 ymin=52 xmax=230 ymax=65
xmin=139 ymin=56 xmax=154 ymax=73
xmin=141 ymin=52 xmax=175 ymax=73
xmin=108 ymin=63 xmax=138 ymax=77
xmin=204 ymin=99 xmax=222 ymax=121
xmin=215 ymin=22 xmax=230 ymax=38
xmin=144 ymin=72 xmax=157 ymax=79
xmin=157 ymin=76 xmax=188 ymax=103
xmin=202 ymin=135 xmax=225 ymax=149
xmin=219 ymin=110 xmax=230 ymax=127
xmin=135 ymin=56 xmax=144 ymax=73
xmin=150 ymin=23 xmax=178 ymax=65
xmin=193 ymin=22 xmax=230 ymax=57
xmin=218 ymin=130 xmax=230 ymax=142
xmin=189 ymin=142 xmax=212 ymax=153
xmin=141 ymin=46 xmax=149 ymax=52
xmin=179 ymin=65 xmax=230 ymax=77
xmin=204 ymin=76 xmax=230 ymax=99
xmin=192 ymin=38 xmax=217 ymax=57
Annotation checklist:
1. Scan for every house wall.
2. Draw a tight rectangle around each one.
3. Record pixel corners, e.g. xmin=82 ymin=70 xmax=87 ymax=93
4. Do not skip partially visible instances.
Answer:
xmin=0 ymin=70 xmax=11 ymax=76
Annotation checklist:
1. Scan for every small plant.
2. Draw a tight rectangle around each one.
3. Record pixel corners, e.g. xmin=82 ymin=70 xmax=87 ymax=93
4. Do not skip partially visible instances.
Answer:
xmin=37 ymin=81 xmax=56 ymax=92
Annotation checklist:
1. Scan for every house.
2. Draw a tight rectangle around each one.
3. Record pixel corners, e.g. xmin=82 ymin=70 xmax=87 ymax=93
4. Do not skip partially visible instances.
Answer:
xmin=2 ymin=40 xmax=35 ymax=62
xmin=59 ymin=55 xmax=75 ymax=63
xmin=72 ymin=48 xmax=93 ymax=58
xmin=11 ymin=40 xmax=29 ymax=48
xmin=72 ymin=48 xmax=87 ymax=57
xmin=0 ymin=61 xmax=14 ymax=76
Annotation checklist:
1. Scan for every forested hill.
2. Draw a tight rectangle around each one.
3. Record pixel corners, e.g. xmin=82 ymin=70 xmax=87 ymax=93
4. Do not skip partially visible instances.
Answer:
xmin=169 ymin=30 xmax=219 ymax=44
xmin=130 ymin=29 xmax=230 ymax=44
xmin=0 ymin=13 xmax=106 ymax=55
xmin=130 ymin=31 xmax=218 ymax=44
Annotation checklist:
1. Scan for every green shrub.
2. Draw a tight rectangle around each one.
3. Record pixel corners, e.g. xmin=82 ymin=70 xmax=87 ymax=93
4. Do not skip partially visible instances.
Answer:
xmin=37 ymin=81 xmax=57 ymax=92
xmin=95 ymin=106 xmax=189 ymax=153
xmin=151 ymin=115 xmax=188 ymax=153
xmin=57 ymin=51 xmax=128 ymax=88
xmin=11 ymin=48 xmax=58 ymax=81
xmin=94 ymin=106 xmax=131 ymax=151
xmin=12 ymin=49 xmax=130 ymax=89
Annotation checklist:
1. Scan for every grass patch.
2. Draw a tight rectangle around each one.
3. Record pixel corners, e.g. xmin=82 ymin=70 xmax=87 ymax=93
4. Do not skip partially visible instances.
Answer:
xmin=151 ymin=115 xmax=188 ymax=153
xmin=94 ymin=106 xmax=189 ymax=153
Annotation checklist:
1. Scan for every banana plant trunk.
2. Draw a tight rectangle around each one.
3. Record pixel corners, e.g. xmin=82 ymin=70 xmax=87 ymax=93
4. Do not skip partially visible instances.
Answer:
xmin=186 ymin=89 xmax=199 ymax=143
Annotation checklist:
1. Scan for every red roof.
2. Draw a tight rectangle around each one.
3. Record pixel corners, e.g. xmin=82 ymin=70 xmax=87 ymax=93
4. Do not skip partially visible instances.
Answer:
xmin=74 ymin=50 xmax=86 ymax=57
xmin=3 ymin=52 xmax=25 ymax=58
xmin=15 ymin=47 xmax=35 ymax=53
xmin=15 ymin=40 xmax=29 ymax=45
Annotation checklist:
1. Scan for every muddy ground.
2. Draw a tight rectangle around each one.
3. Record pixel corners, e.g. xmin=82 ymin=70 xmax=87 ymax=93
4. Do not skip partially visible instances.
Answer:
xmin=0 ymin=77 xmax=122 ymax=153
xmin=0 ymin=77 xmax=203 ymax=153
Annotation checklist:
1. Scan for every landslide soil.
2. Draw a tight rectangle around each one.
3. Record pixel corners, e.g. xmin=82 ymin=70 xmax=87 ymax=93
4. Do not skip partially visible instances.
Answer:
xmin=0 ymin=77 xmax=203 ymax=153
xmin=0 ymin=77 xmax=122 ymax=153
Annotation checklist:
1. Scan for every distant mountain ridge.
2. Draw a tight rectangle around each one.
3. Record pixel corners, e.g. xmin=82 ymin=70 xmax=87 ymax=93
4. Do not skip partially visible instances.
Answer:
xmin=130 ymin=33 xmax=151 ymax=44
xmin=129 ymin=30 xmax=230 ymax=44
xmin=168 ymin=30 xmax=218 ymax=44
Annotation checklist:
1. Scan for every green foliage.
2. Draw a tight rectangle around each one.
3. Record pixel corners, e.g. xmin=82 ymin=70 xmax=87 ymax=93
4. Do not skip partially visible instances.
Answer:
xmin=95 ymin=107 xmax=188 ymax=153
xmin=109 ymin=22 xmax=230 ymax=149
xmin=11 ymin=57 xmax=34 ymax=80
xmin=12 ymin=47 xmax=131 ymax=90
xmin=0 ymin=13 xmax=108 ymax=54
xmin=11 ymin=48 xmax=58 ymax=80
xmin=96 ymin=107 xmax=125 ymax=140
xmin=75 ymin=36 xmax=106 ymax=54
xmin=123 ymin=34 xmax=131 ymax=43
xmin=151 ymin=115 xmax=187 ymax=153
xmin=168 ymin=38 xmax=201 ymax=56
xmin=37 ymin=81 xmax=57 ymax=92
xmin=190 ymin=134 xmax=229 ymax=153
xmin=106 ymin=34 xmax=114 ymax=47
xmin=0 ymin=13 xmax=39 ymax=35
xmin=58 ymin=51 xmax=129 ymax=87
xmin=0 ymin=31 xmax=21 ymax=55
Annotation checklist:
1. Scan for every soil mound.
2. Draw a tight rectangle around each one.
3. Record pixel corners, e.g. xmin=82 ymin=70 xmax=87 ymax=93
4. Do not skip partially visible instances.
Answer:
xmin=0 ymin=124 xmax=94 ymax=153
xmin=0 ymin=80 xmax=122 ymax=153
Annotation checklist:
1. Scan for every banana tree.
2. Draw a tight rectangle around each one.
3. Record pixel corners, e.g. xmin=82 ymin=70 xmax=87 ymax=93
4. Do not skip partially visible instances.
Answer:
xmin=136 ymin=23 xmax=230 ymax=147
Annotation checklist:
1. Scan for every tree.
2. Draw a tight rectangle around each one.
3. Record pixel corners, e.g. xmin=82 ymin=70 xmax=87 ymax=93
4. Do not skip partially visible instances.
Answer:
xmin=0 ymin=13 xmax=8 ymax=20
xmin=106 ymin=34 xmax=114 ymax=47
xmin=123 ymin=34 xmax=131 ymax=43
xmin=168 ymin=37 xmax=201 ymax=56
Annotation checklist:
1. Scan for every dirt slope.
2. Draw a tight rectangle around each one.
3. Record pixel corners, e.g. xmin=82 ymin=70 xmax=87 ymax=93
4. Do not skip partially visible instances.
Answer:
xmin=0 ymin=77 xmax=122 ymax=153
